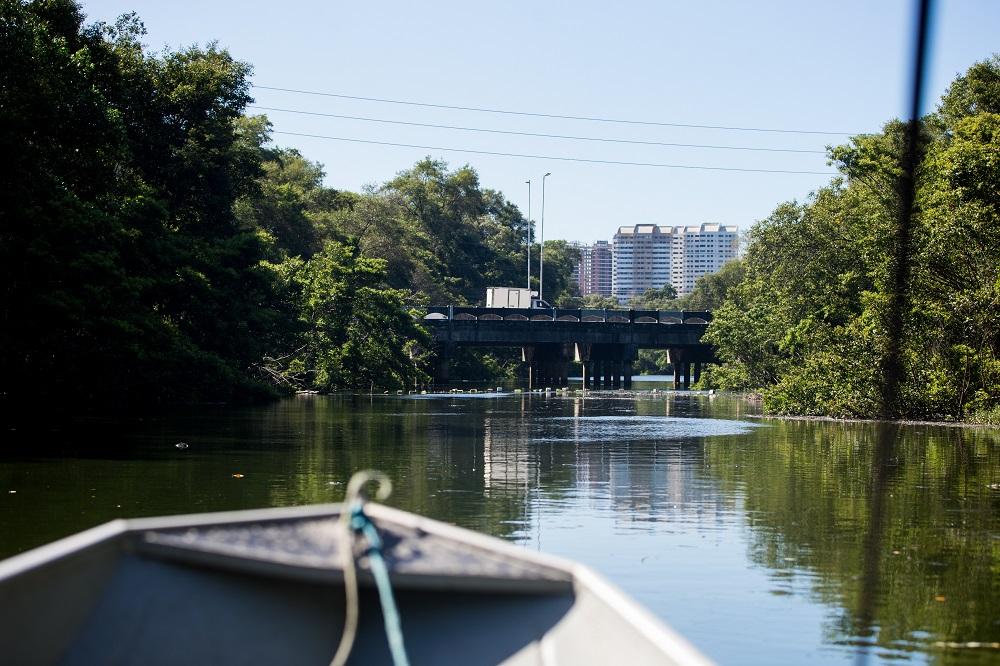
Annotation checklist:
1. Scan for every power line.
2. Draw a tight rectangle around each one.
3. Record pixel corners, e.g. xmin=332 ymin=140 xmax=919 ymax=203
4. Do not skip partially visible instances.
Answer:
xmin=253 ymin=85 xmax=856 ymax=136
xmin=249 ymin=105 xmax=827 ymax=154
xmin=270 ymin=130 xmax=838 ymax=175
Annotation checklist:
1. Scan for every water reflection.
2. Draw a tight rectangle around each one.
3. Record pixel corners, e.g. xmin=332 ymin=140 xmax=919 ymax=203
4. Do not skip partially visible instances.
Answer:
xmin=1 ymin=394 xmax=998 ymax=665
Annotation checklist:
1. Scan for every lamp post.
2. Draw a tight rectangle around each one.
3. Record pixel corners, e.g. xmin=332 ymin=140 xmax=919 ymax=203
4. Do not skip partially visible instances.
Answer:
xmin=525 ymin=180 xmax=532 ymax=292
xmin=540 ymin=172 xmax=551 ymax=302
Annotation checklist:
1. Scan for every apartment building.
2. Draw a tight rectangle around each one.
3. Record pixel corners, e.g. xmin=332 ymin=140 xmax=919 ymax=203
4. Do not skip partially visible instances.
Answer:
xmin=611 ymin=223 xmax=738 ymax=303
xmin=611 ymin=225 xmax=673 ymax=303
xmin=671 ymin=224 xmax=739 ymax=296
xmin=575 ymin=240 xmax=613 ymax=298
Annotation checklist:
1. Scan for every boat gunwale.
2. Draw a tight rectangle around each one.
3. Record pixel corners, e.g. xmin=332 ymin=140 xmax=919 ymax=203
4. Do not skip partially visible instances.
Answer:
xmin=0 ymin=519 xmax=127 ymax=582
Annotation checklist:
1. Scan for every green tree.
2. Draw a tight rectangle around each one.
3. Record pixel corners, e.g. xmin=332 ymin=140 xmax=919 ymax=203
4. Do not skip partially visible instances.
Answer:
xmin=271 ymin=241 xmax=429 ymax=391
xmin=704 ymin=56 xmax=1000 ymax=421
xmin=384 ymin=159 xmax=528 ymax=305
xmin=1 ymin=1 xmax=288 ymax=411
xmin=679 ymin=260 xmax=745 ymax=310
xmin=628 ymin=284 xmax=678 ymax=310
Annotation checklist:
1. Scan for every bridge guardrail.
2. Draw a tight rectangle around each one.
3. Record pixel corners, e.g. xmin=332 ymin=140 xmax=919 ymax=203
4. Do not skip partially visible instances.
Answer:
xmin=420 ymin=307 xmax=712 ymax=325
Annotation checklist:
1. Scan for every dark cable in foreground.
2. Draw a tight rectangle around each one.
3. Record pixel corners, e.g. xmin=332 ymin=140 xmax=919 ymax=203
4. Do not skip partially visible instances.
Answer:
xmin=880 ymin=0 xmax=932 ymax=418
xmin=856 ymin=3 xmax=933 ymax=666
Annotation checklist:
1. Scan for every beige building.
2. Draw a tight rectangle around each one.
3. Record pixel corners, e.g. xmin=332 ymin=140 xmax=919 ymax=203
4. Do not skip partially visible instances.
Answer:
xmin=575 ymin=240 xmax=613 ymax=298
xmin=612 ymin=225 xmax=673 ymax=303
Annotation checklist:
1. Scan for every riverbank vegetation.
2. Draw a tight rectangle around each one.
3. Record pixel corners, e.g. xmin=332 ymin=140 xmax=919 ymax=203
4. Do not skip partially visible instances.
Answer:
xmin=1 ymin=1 xmax=579 ymax=413
xmin=701 ymin=57 xmax=1000 ymax=423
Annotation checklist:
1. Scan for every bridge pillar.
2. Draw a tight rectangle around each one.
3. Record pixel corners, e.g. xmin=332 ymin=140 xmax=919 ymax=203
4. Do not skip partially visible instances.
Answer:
xmin=544 ymin=357 xmax=557 ymax=389
xmin=683 ymin=362 xmax=691 ymax=390
xmin=522 ymin=346 xmax=534 ymax=390
xmin=694 ymin=362 xmax=702 ymax=386
xmin=435 ymin=358 xmax=449 ymax=385
xmin=525 ymin=344 xmax=570 ymax=390
xmin=574 ymin=343 xmax=591 ymax=390
xmin=612 ymin=360 xmax=621 ymax=389
xmin=668 ymin=348 xmax=682 ymax=390
xmin=433 ymin=344 xmax=454 ymax=386
xmin=621 ymin=345 xmax=637 ymax=390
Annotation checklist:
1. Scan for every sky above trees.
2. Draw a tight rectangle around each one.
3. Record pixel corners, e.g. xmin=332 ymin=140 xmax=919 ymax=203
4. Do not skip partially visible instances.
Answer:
xmin=76 ymin=0 xmax=1000 ymax=242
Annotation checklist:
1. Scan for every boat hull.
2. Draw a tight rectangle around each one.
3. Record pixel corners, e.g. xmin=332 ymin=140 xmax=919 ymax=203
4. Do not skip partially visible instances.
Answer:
xmin=0 ymin=504 xmax=711 ymax=665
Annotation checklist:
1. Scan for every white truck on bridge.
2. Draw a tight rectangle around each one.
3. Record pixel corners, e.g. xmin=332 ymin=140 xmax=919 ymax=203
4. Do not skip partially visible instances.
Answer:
xmin=485 ymin=287 xmax=552 ymax=309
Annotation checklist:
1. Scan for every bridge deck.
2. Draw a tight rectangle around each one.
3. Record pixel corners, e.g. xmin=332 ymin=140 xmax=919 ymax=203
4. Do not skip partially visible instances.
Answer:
xmin=422 ymin=307 xmax=713 ymax=351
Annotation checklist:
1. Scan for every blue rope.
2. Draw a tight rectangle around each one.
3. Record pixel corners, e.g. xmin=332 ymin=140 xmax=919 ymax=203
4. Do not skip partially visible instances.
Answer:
xmin=350 ymin=503 xmax=410 ymax=666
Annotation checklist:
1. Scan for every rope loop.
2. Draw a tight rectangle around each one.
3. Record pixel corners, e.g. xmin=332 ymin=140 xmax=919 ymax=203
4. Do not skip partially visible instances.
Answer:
xmin=330 ymin=471 xmax=409 ymax=666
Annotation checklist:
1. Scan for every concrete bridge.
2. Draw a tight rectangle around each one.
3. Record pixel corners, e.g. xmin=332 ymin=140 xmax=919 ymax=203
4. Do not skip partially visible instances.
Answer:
xmin=422 ymin=306 xmax=716 ymax=390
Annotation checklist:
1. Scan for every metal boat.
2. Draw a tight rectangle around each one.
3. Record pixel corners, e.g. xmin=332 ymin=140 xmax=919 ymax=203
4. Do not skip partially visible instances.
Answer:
xmin=0 ymin=501 xmax=711 ymax=665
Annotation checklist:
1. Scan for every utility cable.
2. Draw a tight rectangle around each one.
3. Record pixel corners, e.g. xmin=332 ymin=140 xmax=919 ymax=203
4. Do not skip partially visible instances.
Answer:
xmin=253 ymin=84 xmax=856 ymax=136
xmin=248 ymin=105 xmax=827 ymax=154
xmin=270 ymin=130 xmax=837 ymax=175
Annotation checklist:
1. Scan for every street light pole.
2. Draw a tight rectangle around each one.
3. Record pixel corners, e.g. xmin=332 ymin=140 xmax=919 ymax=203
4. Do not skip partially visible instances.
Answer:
xmin=540 ymin=172 xmax=551 ymax=302
xmin=525 ymin=180 xmax=532 ymax=292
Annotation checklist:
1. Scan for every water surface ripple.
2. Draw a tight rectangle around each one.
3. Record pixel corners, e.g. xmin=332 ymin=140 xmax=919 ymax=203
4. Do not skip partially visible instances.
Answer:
xmin=2 ymin=391 xmax=998 ymax=665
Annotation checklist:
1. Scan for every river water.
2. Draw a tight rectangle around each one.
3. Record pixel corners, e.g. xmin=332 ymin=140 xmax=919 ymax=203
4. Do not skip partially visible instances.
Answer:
xmin=2 ymin=386 xmax=999 ymax=665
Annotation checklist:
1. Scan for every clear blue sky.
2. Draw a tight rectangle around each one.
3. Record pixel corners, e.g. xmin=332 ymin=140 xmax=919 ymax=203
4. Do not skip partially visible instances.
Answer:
xmin=79 ymin=0 xmax=999 ymax=242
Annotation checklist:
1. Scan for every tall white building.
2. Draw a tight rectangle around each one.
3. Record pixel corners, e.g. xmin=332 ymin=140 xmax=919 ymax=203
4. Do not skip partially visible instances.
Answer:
xmin=612 ymin=223 xmax=738 ymax=303
xmin=671 ymin=224 xmax=739 ymax=296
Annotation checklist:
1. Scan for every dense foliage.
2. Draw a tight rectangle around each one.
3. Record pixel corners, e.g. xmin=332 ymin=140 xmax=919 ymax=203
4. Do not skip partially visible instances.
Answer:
xmin=704 ymin=57 xmax=1000 ymax=422
xmin=2 ymin=1 xmax=278 ymax=408
xmin=1 ymin=1 xmax=571 ymax=413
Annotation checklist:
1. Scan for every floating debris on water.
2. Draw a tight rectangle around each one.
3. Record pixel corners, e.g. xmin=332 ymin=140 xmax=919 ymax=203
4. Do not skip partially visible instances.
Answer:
xmin=231 ymin=473 xmax=245 ymax=479
xmin=174 ymin=442 xmax=189 ymax=449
